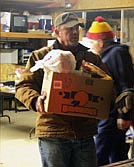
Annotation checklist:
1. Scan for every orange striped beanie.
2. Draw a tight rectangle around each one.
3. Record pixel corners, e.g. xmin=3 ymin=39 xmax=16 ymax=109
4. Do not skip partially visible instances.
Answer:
xmin=86 ymin=16 xmax=114 ymax=40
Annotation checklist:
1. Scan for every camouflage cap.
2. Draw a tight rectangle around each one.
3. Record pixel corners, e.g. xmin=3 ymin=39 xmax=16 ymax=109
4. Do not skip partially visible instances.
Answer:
xmin=54 ymin=12 xmax=84 ymax=28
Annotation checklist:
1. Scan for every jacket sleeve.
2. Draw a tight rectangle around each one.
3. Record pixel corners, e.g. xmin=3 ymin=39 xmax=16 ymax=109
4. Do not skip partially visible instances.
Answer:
xmin=103 ymin=45 xmax=134 ymax=120
xmin=15 ymin=47 xmax=50 ymax=111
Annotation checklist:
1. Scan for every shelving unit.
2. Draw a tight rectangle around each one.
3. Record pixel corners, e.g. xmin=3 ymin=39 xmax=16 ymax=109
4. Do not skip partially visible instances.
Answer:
xmin=0 ymin=31 xmax=55 ymax=65
xmin=1 ymin=31 xmax=53 ymax=39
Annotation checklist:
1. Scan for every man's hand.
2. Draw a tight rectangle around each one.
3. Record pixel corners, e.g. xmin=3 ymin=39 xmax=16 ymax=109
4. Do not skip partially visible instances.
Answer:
xmin=35 ymin=94 xmax=46 ymax=113
xmin=117 ymin=118 xmax=131 ymax=131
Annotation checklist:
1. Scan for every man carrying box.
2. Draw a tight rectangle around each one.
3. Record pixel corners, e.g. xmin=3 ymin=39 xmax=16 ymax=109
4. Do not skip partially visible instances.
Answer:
xmin=15 ymin=12 xmax=110 ymax=167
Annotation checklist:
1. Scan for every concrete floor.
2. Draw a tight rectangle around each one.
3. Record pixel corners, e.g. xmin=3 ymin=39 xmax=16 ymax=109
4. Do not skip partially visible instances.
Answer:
xmin=0 ymin=110 xmax=42 ymax=167
xmin=1 ymin=110 xmax=133 ymax=167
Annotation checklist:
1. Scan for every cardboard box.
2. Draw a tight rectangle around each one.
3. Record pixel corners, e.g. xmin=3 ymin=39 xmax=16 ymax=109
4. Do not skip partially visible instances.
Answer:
xmin=0 ymin=49 xmax=18 ymax=64
xmin=42 ymin=71 xmax=113 ymax=120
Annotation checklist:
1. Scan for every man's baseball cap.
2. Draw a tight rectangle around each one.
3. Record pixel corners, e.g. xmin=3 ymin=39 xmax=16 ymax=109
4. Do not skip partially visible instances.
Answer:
xmin=54 ymin=12 xmax=84 ymax=28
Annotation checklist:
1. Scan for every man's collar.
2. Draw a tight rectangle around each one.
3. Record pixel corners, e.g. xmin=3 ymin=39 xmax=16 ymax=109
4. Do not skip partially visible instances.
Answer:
xmin=53 ymin=40 xmax=89 ymax=54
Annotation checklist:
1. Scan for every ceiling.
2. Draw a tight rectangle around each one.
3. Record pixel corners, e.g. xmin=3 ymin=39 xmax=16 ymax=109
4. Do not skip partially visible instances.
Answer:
xmin=0 ymin=0 xmax=78 ymax=14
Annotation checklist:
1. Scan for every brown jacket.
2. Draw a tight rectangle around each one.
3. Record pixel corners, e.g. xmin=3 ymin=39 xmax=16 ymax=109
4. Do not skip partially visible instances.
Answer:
xmin=15 ymin=41 xmax=108 ymax=139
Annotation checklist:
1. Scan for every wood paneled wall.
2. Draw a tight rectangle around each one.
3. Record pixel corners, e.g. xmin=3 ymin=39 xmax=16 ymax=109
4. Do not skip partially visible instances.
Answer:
xmin=70 ymin=0 xmax=134 ymax=11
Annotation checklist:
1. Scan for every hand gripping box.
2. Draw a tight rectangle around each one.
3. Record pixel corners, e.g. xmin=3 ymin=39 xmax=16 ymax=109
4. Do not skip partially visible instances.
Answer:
xmin=41 ymin=71 xmax=113 ymax=120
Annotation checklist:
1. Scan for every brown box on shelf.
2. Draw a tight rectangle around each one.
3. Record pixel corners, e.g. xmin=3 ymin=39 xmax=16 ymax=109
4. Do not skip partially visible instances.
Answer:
xmin=41 ymin=71 xmax=113 ymax=120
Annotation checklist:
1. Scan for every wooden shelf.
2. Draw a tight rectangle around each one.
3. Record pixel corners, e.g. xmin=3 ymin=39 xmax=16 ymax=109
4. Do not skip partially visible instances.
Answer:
xmin=1 ymin=32 xmax=53 ymax=39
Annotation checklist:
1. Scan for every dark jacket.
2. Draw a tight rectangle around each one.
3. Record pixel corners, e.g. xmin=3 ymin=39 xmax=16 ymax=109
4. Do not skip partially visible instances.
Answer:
xmin=98 ymin=43 xmax=134 ymax=133
xmin=15 ymin=40 xmax=108 ymax=139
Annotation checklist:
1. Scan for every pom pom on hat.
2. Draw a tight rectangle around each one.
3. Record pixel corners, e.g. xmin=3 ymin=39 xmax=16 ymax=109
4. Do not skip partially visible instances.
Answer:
xmin=86 ymin=16 xmax=114 ymax=40
xmin=95 ymin=16 xmax=104 ymax=22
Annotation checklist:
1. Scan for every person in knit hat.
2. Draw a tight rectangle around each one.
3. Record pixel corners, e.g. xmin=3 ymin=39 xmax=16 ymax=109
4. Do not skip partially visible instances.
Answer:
xmin=86 ymin=16 xmax=115 ymax=55
xmin=86 ymin=16 xmax=134 ymax=166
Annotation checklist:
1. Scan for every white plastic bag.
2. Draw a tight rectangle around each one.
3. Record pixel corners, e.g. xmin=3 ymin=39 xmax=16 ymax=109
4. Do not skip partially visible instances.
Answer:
xmin=30 ymin=49 xmax=76 ymax=73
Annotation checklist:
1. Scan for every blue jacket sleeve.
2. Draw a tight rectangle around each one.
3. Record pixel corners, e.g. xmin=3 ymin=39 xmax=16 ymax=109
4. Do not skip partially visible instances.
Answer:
xmin=102 ymin=44 xmax=134 ymax=120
